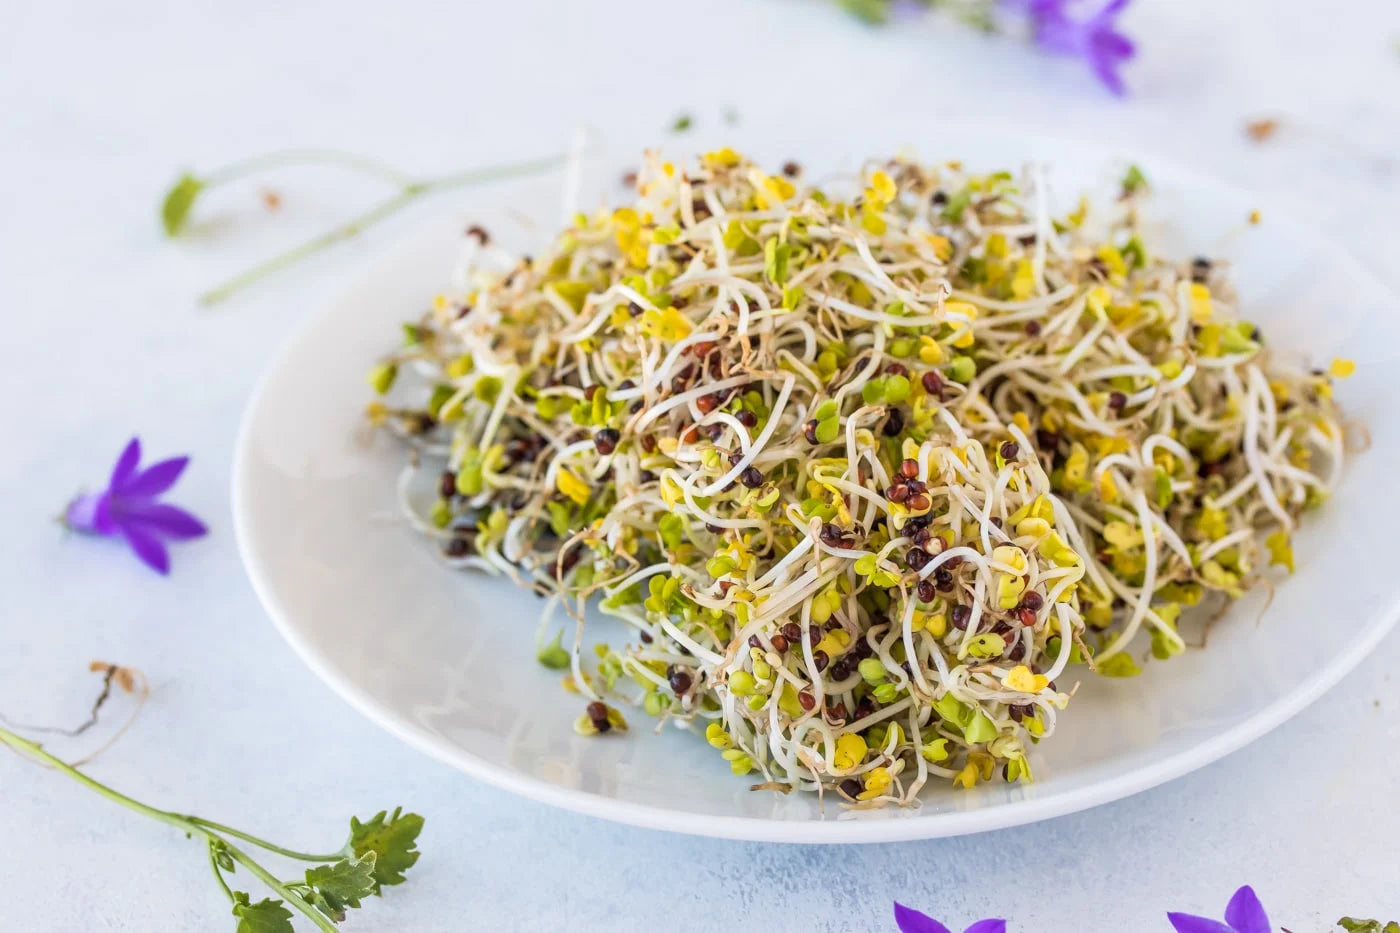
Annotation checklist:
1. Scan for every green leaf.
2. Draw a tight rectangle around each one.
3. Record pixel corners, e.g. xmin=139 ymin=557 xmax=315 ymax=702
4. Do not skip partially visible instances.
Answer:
xmin=161 ymin=173 xmax=203 ymax=236
xmin=304 ymin=852 xmax=377 ymax=921
xmin=349 ymin=807 xmax=424 ymax=892
xmin=1097 ymin=652 xmax=1142 ymax=677
xmin=231 ymin=893 xmax=294 ymax=933
xmin=1121 ymin=164 xmax=1148 ymax=196
xmin=669 ymin=113 xmax=692 ymax=133
xmin=537 ymin=629 xmax=571 ymax=669
xmin=838 ymin=0 xmax=891 ymax=24
xmin=1337 ymin=920 xmax=1400 ymax=933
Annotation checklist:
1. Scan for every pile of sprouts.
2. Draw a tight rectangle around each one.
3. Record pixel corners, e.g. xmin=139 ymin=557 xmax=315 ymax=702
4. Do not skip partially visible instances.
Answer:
xmin=366 ymin=149 xmax=1349 ymax=804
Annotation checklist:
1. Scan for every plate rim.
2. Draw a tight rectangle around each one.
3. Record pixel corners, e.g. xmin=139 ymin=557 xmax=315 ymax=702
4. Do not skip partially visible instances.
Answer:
xmin=232 ymin=136 xmax=1400 ymax=843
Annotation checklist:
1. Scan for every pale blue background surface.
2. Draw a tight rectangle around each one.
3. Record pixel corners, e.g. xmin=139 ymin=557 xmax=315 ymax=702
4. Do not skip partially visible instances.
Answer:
xmin=2 ymin=1 xmax=1398 ymax=929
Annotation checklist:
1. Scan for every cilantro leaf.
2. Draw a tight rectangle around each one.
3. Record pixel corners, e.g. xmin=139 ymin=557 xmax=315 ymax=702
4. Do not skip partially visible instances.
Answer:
xmin=231 ymin=893 xmax=294 ymax=933
xmin=305 ymin=852 xmax=377 ymax=921
xmin=349 ymin=807 xmax=424 ymax=892
xmin=161 ymin=173 xmax=203 ymax=236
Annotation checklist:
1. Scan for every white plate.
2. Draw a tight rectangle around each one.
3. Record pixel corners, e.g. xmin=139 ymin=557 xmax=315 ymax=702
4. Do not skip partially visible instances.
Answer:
xmin=233 ymin=130 xmax=1400 ymax=843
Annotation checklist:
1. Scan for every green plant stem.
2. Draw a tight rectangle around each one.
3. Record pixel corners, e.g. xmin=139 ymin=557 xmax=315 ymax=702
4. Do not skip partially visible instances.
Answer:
xmin=188 ymin=816 xmax=344 ymax=862
xmin=220 ymin=837 xmax=337 ymax=932
xmin=203 ymin=148 xmax=415 ymax=187
xmin=0 ymin=726 xmax=337 ymax=933
xmin=198 ymin=153 xmax=566 ymax=306
xmin=207 ymin=841 xmax=236 ymax=905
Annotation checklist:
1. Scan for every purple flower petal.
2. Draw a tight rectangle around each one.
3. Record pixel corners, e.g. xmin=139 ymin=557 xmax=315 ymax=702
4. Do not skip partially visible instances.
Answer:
xmin=1224 ymin=887 xmax=1270 ymax=933
xmin=963 ymin=921 xmax=1008 ymax=933
xmin=66 ymin=491 xmax=115 ymax=535
xmin=117 ymin=455 xmax=190 ymax=498
xmin=120 ymin=522 xmax=171 ymax=575
xmin=109 ymin=437 xmax=142 ymax=490
xmin=1167 ymin=913 xmax=1236 ymax=933
xmin=894 ymin=903 xmax=953 ymax=933
xmin=121 ymin=502 xmax=209 ymax=540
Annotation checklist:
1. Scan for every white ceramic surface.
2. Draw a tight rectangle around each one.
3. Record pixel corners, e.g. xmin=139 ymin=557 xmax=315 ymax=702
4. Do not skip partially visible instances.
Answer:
xmin=233 ymin=131 xmax=1400 ymax=843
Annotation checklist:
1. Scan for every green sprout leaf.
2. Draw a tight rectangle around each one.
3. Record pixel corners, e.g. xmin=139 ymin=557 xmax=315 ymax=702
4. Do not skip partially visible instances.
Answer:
xmin=304 ymin=852 xmax=377 ymax=921
xmin=537 ymin=629 xmax=571 ymax=669
xmin=349 ymin=807 xmax=424 ymax=892
xmin=1121 ymin=164 xmax=1148 ymax=196
xmin=161 ymin=173 xmax=204 ymax=236
xmin=231 ymin=893 xmax=295 ymax=933
xmin=669 ymin=113 xmax=693 ymax=133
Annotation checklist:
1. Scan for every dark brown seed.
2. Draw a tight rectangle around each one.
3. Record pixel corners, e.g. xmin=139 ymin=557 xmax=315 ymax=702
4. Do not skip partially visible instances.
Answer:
xmin=781 ymin=622 xmax=802 ymax=642
xmin=887 ymin=483 xmax=910 ymax=504
xmin=583 ymin=385 xmax=600 ymax=401
xmin=950 ymin=605 xmax=972 ymax=630
xmin=439 ymin=471 xmax=458 ymax=498
xmin=991 ymin=620 xmax=1014 ymax=637
xmin=1191 ymin=256 xmax=1211 ymax=283
xmin=669 ymin=668 xmax=693 ymax=693
xmin=826 ymin=702 xmax=847 ymax=721
xmin=748 ymin=634 xmax=762 ymax=648
xmin=885 ymin=362 xmax=908 ymax=377
xmin=853 ymin=639 xmax=874 ymax=661
xmin=696 ymin=394 xmax=718 ymax=414
xmin=900 ymin=458 xmax=919 ymax=479
xmin=782 ymin=160 xmax=801 ymax=178
xmin=594 ymin=427 xmax=621 ymax=455
xmin=641 ymin=434 xmax=657 ymax=453
xmin=1018 ymin=607 xmax=1038 ymax=627
xmin=815 ymin=623 xmax=831 ymax=640
xmin=444 ymin=537 xmax=471 ymax=558
xmin=830 ymin=657 xmax=852 ymax=680
xmin=737 ymin=409 xmax=758 ymax=428
xmin=681 ymin=425 xmax=700 ymax=444
xmin=1024 ymin=320 xmax=1042 ymax=337
xmin=741 ymin=466 xmax=764 ymax=488
xmin=907 ymin=493 xmax=931 ymax=511
xmin=1108 ymin=391 xmax=1127 ymax=411
xmin=1008 ymin=641 xmax=1026 ymax=661
xmin=803 ymin=420 xmax=820 ymax=444
xmin=921 ymin=370 xmax=944 ymax=396
xmin=1000 ymin=441 xmax=1019 ymax=460
xmin=917 ymin=579 xmax=936 ymax=603
xmin=639 ymin=630 xmax=653 ymax=644
xmin=906 ymin=547 xmax=931 ymax=570
xmin=812 ymin=650 xmax=829 ymax=672
xmin=819 ymin=523 xmax=844 ymax=545
xmin=798 ymin=689 xmax=817 ymax=711
xmin=931 ymin=190 xmax=948 ymax=206
xmin=770 ymin=634 xmax=790 ymax=653
xmin=630 ymin=401 xmax=644 ymax=414
xmin=1021 ymin=591 xmax=1044 ymax=611
xmin=621 ymin=170 xmax=638 ymax=187
xmin=705 ymin=522 xmax=722 ymax=534
xmin=586 ymin=700 xmax=608 ymax=720
xmin=882 ymin=408 xmax=904 ymax=436
xmin=466 ymin=224 xmax=490 ymax=244
xmin=627 ymin=301 xmax=643 ymax=317
xmin=935 ymin=568 xmax=954 ymax=590
xmin=839 ymin=778 xmax=861 ymax=798
xmin=853 ymin=697 xmax=876 ymax=719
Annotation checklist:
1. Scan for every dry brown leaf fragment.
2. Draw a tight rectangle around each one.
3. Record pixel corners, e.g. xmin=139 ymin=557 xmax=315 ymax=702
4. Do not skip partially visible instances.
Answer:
xmin=1245 ymin=118 xmax=1280 ymax=143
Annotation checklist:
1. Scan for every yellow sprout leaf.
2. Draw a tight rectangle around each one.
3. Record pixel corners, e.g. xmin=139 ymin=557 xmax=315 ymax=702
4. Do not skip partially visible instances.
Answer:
xmin=952 ymin=763 xmax=979 ymax=789
xmin=556 ymin=468 xmax=590 ymax=505
xmin=1328 ymin=357 xmax=1356 ymax=379
xmin=857 ymin=766 xmax=893 ymax=800
xmin=1189 ymin=283 xmax=1213 ymax=323
xmin=833 ymin=733 xmax=868 ymax=772
xmin=1003 ymin=665 xmax=1049 ymax=693
xmin=702 ymin=147 xmax=743 ymax=168
xmin=1265 ymin=530 xmax=1295 ymax=573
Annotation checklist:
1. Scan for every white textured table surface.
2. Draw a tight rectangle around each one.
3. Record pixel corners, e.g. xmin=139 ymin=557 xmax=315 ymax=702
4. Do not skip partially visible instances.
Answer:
xmin=3 ymin=1 xmax=1399 ymax=930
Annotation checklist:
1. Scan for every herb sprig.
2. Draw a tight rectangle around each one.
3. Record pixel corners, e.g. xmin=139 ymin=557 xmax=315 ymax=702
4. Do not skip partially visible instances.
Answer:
xmin=0 ymin=726 xmax=422 ymax=932
xmin=161 ymin=148 xmax=564 ymax=306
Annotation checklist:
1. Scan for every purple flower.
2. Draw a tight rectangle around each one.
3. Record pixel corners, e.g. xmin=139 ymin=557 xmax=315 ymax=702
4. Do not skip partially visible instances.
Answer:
xmin=65 ymin=437 xmax=207 ymax=575
xmin=894 ymin=902 xmax=1006 ymax=933
xmin=1021 ymin=0 xmax=1136 ymax=95
xmin=1168 ymin=885 xmax=1272 ymax=933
